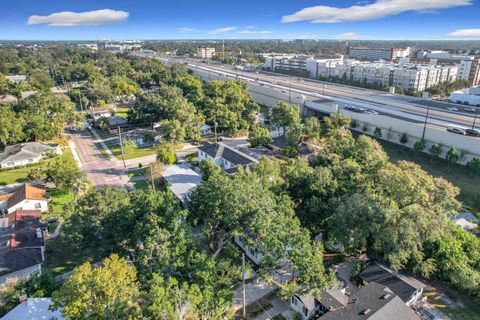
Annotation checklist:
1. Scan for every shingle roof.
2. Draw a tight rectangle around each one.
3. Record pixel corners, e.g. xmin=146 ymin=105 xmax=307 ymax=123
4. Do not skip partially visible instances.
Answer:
xmin=320 ymin=283 xmax=419 ymax=320
xmin=6 ymin=184 xmax=48 ymax=209
xmin=318 ymin=288 xmax=349 ymax=310
xmin=0 ymin=248 xmax=43 ymax=277
xmin=359 ymin=262 xmax=425 ymax=303
xmin=0 ymin=142 xmax=57 ymax=164
xmin=199 ymin=142 xmax=257 ymax=166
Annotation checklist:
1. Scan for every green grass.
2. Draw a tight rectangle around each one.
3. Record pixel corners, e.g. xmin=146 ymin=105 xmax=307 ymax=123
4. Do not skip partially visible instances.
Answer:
xmin=95 ymin=142 xmax=111 ymax=160
xmin=424 ymin=290 xmax=480 ymax=320
xmin=132 ymin=179 xmax=150 ymax=190
xmin=94 ymin=128 xmax=114 ymax=139
xmin=47 ymin=188 xmax=74 ymax=219
xmin=0 ymin=162 xmax=50 ymax=186
xmin=105 ymin=141 xmax=157 ymax=160
xmin=378 ymin=140 xmax=480 ymax=212
xmin=113 ymin=108 xmax=129 ymax=119
xmin=128 ymin=167 xmax=147 ymax=178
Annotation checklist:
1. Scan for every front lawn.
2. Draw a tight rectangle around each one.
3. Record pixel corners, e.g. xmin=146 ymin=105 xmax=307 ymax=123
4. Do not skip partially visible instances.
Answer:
xmin=0 ymin=162 xmax=49 ymax=186
xmin=132 ymin=179 xmax=150 ymax=190
xmin=424 ymin=290 xmax=480 ymax=320
xmin=47 ymin=188 xmax=74 ymax=219
xmin=95 ymin=142 xmax=111 ymax=160
xmin=105 ymin=141 xmax=157 ymax=160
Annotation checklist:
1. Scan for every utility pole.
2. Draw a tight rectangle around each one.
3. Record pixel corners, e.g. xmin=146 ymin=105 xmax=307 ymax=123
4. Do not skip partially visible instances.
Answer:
xmin=289 ymin=80 xmax=292 ymax=103
xmin=472 ymin=106 xmax=479 ymax=130
xmin=117 ymin=125 xmax=128 ymax=174
xmin=422 ymin=101 xmax=431 ymax=140
xmin=214 ymin=115 xmax=218 ymax=142
xmin=242 ymin=253 xmax=246 ymax=319
xmin=150 ymin=163 xmax=156 ymax=193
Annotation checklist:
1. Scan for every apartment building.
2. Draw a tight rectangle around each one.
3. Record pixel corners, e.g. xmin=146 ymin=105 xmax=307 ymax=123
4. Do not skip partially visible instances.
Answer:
xmin=196 ymin=46 xmax=216 ymax=59
xmin=306 ymin=58 xmax=458 ymax=92
xmin=347 ymin=47 xmax=411 ymax=61
xmin=264 ymin=54 xmax=313 ymax=75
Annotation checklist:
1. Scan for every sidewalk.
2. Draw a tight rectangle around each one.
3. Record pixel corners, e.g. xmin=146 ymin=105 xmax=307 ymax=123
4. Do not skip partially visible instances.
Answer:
xmin=68 ymin=140 xmax=83 ymax=168
xmin=89 ymin=128 xmax=117 ymax=161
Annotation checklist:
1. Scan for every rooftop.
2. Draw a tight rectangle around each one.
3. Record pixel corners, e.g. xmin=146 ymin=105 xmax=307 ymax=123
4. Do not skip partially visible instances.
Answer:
xmin=199 ymin=142 xmax=257 ymax=167
xmin=1 ymin=298 xmax=64 ymax=320
xmin=0 ymin=142 xmax=58 ymax=164
xmin=0 ymin=184 xmax=48 ymax=210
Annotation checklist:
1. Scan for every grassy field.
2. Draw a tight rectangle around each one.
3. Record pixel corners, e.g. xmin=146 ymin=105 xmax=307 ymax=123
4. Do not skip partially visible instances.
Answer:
xmin=424 ymin=290 xmax=480 ymax=320
xmin=0 ymin=162 xmax=50 ymax=186
xmin=105 ymin=141 xmax=157 ymax=160
xmin=378 ymin=140 xmax=480 ymax=212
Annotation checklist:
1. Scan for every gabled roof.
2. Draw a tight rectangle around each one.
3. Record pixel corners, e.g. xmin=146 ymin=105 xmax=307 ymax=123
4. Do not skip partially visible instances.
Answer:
xmin=318 ymin=288 xmax=349 ymax=310
xmin=199 ymin=142 xmax=257 ymax=166
xmin=0 ymin=142 xmax=57 ymax=164
xmin=6 ymin=184 xmax=48 ymax=209
xmin=0 ymin=248 xmax=43 ymax=278
xmin=320 ymin=283 xmax=419 ymax=320
xmin=359 ymin=262 xmax=425 ymax=303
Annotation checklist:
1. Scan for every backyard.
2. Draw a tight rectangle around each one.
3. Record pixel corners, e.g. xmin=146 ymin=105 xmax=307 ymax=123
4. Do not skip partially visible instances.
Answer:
xmin=424 ymin=289 xmax=480 ymax=320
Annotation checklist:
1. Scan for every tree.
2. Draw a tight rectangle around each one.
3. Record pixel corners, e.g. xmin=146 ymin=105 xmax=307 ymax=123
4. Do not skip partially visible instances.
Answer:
xmin=429 ymin=143 xmax=441 ymax=158
xmin=0 ymin=105 xmax=24 ymax=145
xmin=156 ymin=142 xmax=176 ymax=164
xmin=373 ymin=127 xmax=382 ymax=138
xmin=28 ymin=69 xmax=54 ymax=91
xmin=72 ymin=174 xmax=89 ymax=213
xmin=123 ymin=139 xmax=137 ymax=154
xmin=26 ymin=167 xmax=47 ymax=182
xmin=160 ymin=119 xmax=186 ymax=143
xmin=52 ymin=254 xmax=140 ymax=320
xmin=46 ymin=152 xmax=83 ymax=190
xmin=467 ymin=158 xmax=480 ymax=175
xmin=304 ymin=117 xmax=322 ymax=140
xmin=248 ymin=125 xmax=272 ymax=147
xmin=446 ymin=147 xmax=460 ymax=165
xmin=413 ymin=139 xmax=426 ymax=153
xmin=270 ymin=102 xmax=300 ymax=135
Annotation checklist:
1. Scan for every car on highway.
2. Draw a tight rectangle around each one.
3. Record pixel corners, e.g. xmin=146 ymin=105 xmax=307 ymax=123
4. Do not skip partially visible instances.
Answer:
xmin=465 ymin=129 xmax=480 ymax=137
xmin=446 ymin=106 xmax=458 ymax=111
xmin=364 ymin=110 xmax=379 ymax=115
xmin=464 ymin=107 xmax=477 ymax=112
xmin=447 ymin=127 xmax=465 ymax=135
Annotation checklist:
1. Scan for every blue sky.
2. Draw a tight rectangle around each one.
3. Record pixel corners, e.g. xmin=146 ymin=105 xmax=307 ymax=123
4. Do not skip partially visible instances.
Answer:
xmin=1 ymin=0 xmax=480 ymax=40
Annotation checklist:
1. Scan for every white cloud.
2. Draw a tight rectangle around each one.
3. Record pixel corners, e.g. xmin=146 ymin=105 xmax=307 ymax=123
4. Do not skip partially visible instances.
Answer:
xmin=237 ymin=30 xmax=275 ymax=34
xmin=28 ymin=9 xmax=129 ymax=27
xmin=245 ymin=25 xmax=255 ymax=29
xmin=179 ymin=27 xmax=196 ymax=33
xmin=334 ymin=32 xmax=362 ymax=40
xmin=209 ymin=27 xmax=238 ymax=34
xmin=282 ymin=0 xmax=471 ymax=23
xmin=448 ymin=29 xmax=480 ymax=38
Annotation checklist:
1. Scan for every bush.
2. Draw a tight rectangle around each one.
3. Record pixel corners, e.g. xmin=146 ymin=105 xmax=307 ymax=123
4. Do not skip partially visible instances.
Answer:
xmin=446 ymin=147 xmax=459 ymax=165
xmin=373 ymin=127 xmax=382 ymax=138
xmin=467 ymin=158 xmax=480 ymax=174
xmin=429 ymin=143 xmax=441 ymax=158
xmin=399 ymin=133 xmax=408 ymax=144
xmin=413 ymin=139 xmax=426 ymax=153
xmin=156 ymin=142 xmax=176 ymax=164
xmin=362 ymin=124 xmax=368 ymax=132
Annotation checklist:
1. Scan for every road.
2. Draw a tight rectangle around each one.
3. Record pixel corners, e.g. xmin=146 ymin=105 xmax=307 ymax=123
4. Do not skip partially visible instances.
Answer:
xmin=140 ymin=53 xmax=479 ymax=131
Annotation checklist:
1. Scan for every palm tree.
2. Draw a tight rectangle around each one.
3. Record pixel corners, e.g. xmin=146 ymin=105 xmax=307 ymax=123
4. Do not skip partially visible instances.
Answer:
xmin=72 ymin=174 xmax=89 ymax=213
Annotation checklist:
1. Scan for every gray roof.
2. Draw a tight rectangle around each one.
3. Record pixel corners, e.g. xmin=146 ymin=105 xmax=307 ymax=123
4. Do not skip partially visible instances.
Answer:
xmin=199 ymin=142 xmax=257 ymax=166
xmin=453 ymin=212 xmax=478 ymax=223
xmin=0 ymin=142 xmax=57 ymax=164
xmin=318 ymin=288 xmax=349 ymax=310
xmin=0 ymin=248 xmax=43 ymax=277
xmin=320 ymin=283 xmax=419 ymax=320
xmin=360 ymin=262 xmax=425 ymax=303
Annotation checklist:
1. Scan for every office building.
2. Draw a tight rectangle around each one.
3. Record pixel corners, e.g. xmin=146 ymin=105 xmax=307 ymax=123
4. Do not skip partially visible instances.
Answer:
xmin=197 ymin=46 xmax=216 ymax=59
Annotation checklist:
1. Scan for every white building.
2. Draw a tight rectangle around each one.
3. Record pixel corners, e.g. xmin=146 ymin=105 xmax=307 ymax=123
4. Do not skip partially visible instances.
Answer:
xmin=1 ymin=298 xmax=64 ymax=320
xmin=450 ymin=86 xmax=480 ymax=106
xmin=0 ymin=142 xmax=61 ymax=169
xmin=347 ymin=47 xmax=410 ymax=61
xmin=197 ymin=46 xmax=216 ymax=59
xmin=0 ymin=183 xmax=49 ymax=214
xmin=265 ymin=54 xmax=313 ymax=75
xmin=198 ymin=142 xmax=257 ymax=174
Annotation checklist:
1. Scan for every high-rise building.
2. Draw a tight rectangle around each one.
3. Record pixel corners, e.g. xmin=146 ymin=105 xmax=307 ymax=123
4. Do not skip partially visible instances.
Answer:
xmin=347 ymin=47 xmax=411 ymax=61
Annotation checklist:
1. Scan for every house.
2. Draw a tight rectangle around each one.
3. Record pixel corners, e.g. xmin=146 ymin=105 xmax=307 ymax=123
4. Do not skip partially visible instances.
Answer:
xmin=320 ymin=283 xmax=420 ymax=320
xmin=5 ymin=75 xmax=27 ymax=83
xmin=359 ymin=262 xmax=425 ymax=307
xmin=1 ymin=298 xmax=64 ymax=320
xmin=0 ymin=183 xmax=49 ymax=214
xmin=0 ymin=142 xmax=61 ymax=169
xmin=107 ymin=116 xmax=128 ymax=127
xmin=0 ymin=209 xmax=45 ymax=286
xmin=161 ymin=164 xmax=202 ymax=203
xmin=122 ymin=128 xmax=159 ymax=147
xmin=200 ymin=124 xmax=212 ymax=136
xmin=452 ymin=212 xmax=478 ymax=232
xmin=198 ymin=142 xmax=258 ymax=174
xmin=0 ymin=95 xmax=18 ymax=104
xmin=290 ymin=287 xmax=348 ymax=320
xmin=90 ymin=108 xmax=112 ymax=120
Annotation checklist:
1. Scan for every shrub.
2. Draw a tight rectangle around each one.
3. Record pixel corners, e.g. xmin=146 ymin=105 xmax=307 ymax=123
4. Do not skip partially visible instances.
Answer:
xmin=446 ymin=147 xmax=459 ymax=165
xmin=373 ymin=127 xmax=382 ymax=138
xmin=413 ymin=139 xmax=426 ymax=153
xmin=429 ymin=143 xmax=441 ymax=158
xmin=467 ymin=158 xmax=480 ymax=174
xmin=400 ymin=133 xmax=408 ymax=144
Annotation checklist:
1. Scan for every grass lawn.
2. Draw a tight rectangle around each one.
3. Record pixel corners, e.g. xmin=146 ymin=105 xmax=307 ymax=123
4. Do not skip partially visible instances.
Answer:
xmin=424 ymin=290 xmax=480 ymax=320
xmin=113 ymin=107 xmax=129 ymax=119
xmin=44 ymin=226 xmax=102 ymax=277
xmin=95 ymin=142 xmax=111 ymax=160
xmin=94 ymin=128 xmax=114 ymax=140
xmin=105 ymin=141 xmax=157 ymax=160
xmin=0 ymin=161 xmax=50 ymax=186
xmin=378 ymin=140 xmax=480 ymax=212
xmin=133 ymin=179 xmax=150 ymax=190
xmin=128 ymin=167 xmax=147 ymax=178
xmin=47 ymin=188 xmax=74 ymax=219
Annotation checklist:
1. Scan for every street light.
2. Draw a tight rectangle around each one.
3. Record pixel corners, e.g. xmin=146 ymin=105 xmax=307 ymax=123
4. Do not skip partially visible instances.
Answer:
xmin=422 ymin=101 xmax=431 ymax=140
xmin=472 ymin=105 xmax=479 ymax=130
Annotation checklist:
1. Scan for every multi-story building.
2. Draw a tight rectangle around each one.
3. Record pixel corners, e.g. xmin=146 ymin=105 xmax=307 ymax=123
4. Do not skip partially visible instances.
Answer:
xmin=347 ymin=47 xmax=411 ymax=61
xmin=412 ymin=50 xmax=480 ymax=85
xmin=306 ymin=58 xmax=458 ymax=92
xmin=196 ymin=46 xmax=216 ymax=59
xmin=264 ymin=54 xmax=313 ymax=76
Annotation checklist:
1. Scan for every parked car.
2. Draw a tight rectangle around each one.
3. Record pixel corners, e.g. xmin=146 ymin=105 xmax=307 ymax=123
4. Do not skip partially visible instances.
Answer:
xmin=465 ymin=129 xmax=480 ymax=137
xmin=446 ymin=106 xmax=458 ymax=111
xmin=464 ymin=107 xmax=477 ymax=113
xmin=447 ymin=127 xmax=465 ymax=135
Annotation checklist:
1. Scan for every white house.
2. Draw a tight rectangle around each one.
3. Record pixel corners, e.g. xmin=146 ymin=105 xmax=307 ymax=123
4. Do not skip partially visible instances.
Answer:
xmin=290 ymin=288 xmax=348 ymax=320
xmin=122 ymin=128 xmax=159 ymax=147
xmin=450 ymin=87 xmax=480 ymax=106
xmin=0 ymin=142 xmax=61 ymax=169
xmin=198 ymin=142 xmax=258 ymax=174
xmin=0 ymin=184 xmax=49 ymax=214
xmin=1 ymin=298 xmax=64 ymax=320
xmin=200 ymin=124 xmax=212 ymax=136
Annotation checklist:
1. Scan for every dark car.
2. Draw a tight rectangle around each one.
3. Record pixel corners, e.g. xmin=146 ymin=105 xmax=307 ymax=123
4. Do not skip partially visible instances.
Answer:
xmin=466 ymin=129 xmax=480 ymax=137
xmin=447 ymin=127 xmax=465 ymax=135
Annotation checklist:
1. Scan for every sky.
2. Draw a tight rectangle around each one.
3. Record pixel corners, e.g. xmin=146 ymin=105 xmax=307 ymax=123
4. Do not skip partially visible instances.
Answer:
xmin=1 ymin=0 xmax=480 ymax=40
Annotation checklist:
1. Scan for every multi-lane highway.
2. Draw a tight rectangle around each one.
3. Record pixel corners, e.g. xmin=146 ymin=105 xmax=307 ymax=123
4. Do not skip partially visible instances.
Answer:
xmin=137 ymin=53 xmax=479 ymax=132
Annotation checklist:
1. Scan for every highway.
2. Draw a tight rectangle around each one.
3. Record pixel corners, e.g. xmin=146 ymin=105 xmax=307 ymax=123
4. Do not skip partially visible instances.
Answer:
xmin=137 ymin=53 xmax=480 ymax=132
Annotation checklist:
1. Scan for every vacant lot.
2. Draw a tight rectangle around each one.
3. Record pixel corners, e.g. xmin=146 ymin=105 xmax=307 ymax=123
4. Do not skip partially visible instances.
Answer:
xmin=106 ymin=141 xmax=157 ymax=160
xmin=379 ymin=140 xmax=480 ymax=212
